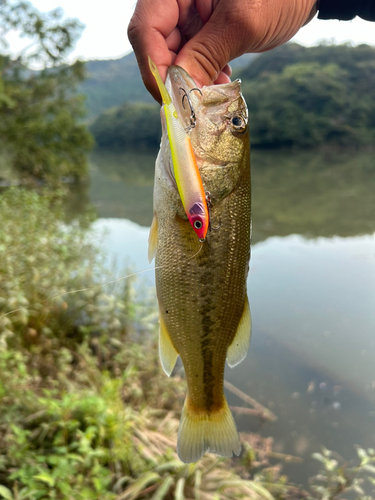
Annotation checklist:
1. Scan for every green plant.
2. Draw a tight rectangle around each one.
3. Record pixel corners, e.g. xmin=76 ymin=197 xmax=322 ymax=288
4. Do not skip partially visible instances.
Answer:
xmin=309 ymin=447 xmax=375 ymax=499
xmin=0 ymin=1 xmax=93 ymax=184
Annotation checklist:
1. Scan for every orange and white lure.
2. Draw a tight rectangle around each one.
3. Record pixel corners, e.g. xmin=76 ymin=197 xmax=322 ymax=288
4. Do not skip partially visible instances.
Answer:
xmin=148 ymin=57 xmax=209 ymax=242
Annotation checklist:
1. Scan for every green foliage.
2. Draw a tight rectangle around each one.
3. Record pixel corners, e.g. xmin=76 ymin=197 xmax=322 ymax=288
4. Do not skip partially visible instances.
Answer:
xmin=91 ymin=102 xmax=161 ymax=150
xmin=310 ymin=447 xmax=375 ymax=499
xmin=0 ymin=188 xmax=130 ymax=367
xmin=0 ymin=0 xmax=83 ymax=64
xmin=0 ymin=61 xmax=93 ymax=184
xmin=80 ymin=53 xmax=155 ymax=119
xmin=242 ymin=63 xmax=350 ymax=148
xmin=1 ymin=379 xmax=129 ymax=499
xmin=239 ymin=43 xmax=375 ymax=82
xmin=0 ymin=1 xmax=93 ymax=184
xmin=90 ymin=43 xmax=375 ymax=151
xmin=239 ymin=43 xmax=375 ymax=148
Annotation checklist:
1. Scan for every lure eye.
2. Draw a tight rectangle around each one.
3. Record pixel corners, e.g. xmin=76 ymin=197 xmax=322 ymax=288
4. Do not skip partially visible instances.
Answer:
xmin=194 ymin=220 xmax=203 ymax=230
xmin=230 ymin=114 xmax=247 ymax=133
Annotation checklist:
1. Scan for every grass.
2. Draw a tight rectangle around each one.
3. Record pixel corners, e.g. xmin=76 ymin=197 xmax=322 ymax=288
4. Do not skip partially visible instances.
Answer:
xmin=0 ymin=188 xmax=374 ymax=500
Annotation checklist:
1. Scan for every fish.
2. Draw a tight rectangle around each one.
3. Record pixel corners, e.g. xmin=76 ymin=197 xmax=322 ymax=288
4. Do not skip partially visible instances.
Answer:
xmin=148 ymin=57 xmax=209 ymax=241
xmin=148 ymin=62 xmax=251 ymax=463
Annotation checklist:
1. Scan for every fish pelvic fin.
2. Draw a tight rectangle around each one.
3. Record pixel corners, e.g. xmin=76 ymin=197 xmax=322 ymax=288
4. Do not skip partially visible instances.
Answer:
xmin=159 ymin=313 xmax=179 ymax=376
xmin=226 ymin=296 xmax=252 ymax=368
xmin=177 ymin=397 xmax=241 ymax=463
xmin=148 ymin=214 xmax=158 ymax=263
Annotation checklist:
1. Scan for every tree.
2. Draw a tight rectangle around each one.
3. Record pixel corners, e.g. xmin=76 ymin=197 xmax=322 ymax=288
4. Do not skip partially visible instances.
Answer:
xmin=0 ymin=0 xmax=93 ymax=184
xmin=91 ymin=101 xmax=161 ymax=150
xmin=239 ymin=44 xmax=375 ymax=149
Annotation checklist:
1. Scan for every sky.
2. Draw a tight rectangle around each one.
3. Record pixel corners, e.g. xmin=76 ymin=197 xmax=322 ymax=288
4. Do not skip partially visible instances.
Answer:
xmin=5 ymin=0 xmax=375 ymax=63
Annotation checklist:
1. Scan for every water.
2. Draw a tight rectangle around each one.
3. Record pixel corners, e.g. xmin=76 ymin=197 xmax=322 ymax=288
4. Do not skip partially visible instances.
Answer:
xmin=69 ymin=148 xmax=375 ymax=485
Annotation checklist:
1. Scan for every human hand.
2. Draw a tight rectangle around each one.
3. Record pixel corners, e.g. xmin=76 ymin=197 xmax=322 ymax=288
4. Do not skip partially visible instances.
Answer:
xmin=128 ymin=0 xmax=318 ymax=103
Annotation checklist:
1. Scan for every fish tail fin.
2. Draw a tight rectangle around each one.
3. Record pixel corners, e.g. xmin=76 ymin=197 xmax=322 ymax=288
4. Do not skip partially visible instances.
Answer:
xmin=177 ymin=396 xmax=241 ymax=463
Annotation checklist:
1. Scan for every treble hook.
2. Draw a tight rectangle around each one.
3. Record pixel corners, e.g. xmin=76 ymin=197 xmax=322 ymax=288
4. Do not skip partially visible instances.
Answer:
xmin=179 ymin=87 xmax=202 ymax=129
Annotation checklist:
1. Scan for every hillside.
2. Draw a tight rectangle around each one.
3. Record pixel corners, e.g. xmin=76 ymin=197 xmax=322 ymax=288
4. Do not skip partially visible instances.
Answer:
xmin=239 ymin=43 xmax=375 ymax=148
xmin=240 ymin=42 xmax=375 ymax=80
xmin=79 ymin=52 xmax=153 ymax=118
xmin=89 ymin=43 xmax=375 ymax=150
xmin=80 ymin=52 xmax=258 ymax=119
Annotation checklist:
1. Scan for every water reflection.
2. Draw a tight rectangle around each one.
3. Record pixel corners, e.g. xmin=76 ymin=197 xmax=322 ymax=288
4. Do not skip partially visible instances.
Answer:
xmin=88 ymin=150 xmax=155 ymax=225
xmin=76 ymin=148 xmax=375 ymax=240
xmin=252 ymin=149 xmax=375 ymax=241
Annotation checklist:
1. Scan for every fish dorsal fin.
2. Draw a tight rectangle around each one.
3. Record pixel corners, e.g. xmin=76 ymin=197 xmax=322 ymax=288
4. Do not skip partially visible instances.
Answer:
xmin=148 ymin=214 xmax=158 ymax=263
xmin=159 ymin=313 xmax=179 ymax=376
xmin=226 ymin=297 xmax=251 ymax=368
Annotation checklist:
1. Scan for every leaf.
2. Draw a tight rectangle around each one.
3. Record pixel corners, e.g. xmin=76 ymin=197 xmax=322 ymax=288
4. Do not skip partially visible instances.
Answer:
xmin=154 ymin=460 xmax=182 ymax=474
xmin=245 ymin=481 xmax=275 ymax=500
xmin=150 ymin=476 xmax=174 ymax=500
xmin=357 ymin=447 xmax=369 ymax=461
xmin=325 ymin=459 xmax=338 ymax=471
xmin=0 ymin=485 xmax=13 ymax=500
xmin=120 ymin=472 xmax=160 ymax=500
xmin=174 ymin=478 xmax=185 ymax=500
xmin=219 ymin=480 xmax=275 ymax=500
xmin=363 ymin=464 xmax=375 ymax=475
xmin=194 ymin=469 xmax=202 ymax=500
xmin=33 ymin=472 xmax=55 ymax=487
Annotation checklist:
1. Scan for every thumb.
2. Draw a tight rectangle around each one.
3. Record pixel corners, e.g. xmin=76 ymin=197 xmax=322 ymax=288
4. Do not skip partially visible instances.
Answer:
xmin=174 ymin=7 xmax=239 ymax=87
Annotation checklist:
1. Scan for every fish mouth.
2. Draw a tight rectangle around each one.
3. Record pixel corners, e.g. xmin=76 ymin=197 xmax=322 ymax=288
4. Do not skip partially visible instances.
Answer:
xmin=165 ymin=66 xmax=242 ymax=130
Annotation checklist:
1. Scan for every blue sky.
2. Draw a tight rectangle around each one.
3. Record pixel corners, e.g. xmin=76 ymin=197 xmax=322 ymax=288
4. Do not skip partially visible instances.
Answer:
xmin=6 ymin=0 xmax=375 ymax=62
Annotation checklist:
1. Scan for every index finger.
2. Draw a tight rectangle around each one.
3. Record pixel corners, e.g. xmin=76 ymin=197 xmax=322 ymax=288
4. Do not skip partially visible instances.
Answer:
xmin=128 ymin=0 xmax=181 ymax=102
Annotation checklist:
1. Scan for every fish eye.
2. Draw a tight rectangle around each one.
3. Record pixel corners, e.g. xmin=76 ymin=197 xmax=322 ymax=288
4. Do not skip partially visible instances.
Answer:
xmin=232 ymin=116 xmax=242 ymax=127
xmin=194 ymin=220 xmax=203 ymax=230
xmin=230 ymin=114 xmax=247 ymax=133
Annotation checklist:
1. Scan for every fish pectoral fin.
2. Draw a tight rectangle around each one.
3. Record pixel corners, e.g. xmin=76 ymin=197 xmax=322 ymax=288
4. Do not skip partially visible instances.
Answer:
xmin=177 ymin=397 xmax=241 ymax=463
xmin=226 ymin=296 xmax=252 ymax=368
xmin=159 ymin=313 xmax=179 ymax=376
xmin=148 ymin=214 xmax=158 ymax=263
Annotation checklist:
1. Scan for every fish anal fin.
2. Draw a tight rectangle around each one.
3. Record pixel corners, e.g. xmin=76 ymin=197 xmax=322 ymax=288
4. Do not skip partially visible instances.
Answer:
xmin=159 ymin=313 xmax=179 ymax=377
xmin=177 ymin=397 xmax=241 ymax=463
xmin=148 ymin=214 xmax=158 ymax=263
xmin=226 ymin=297 xmax=252 ymax=368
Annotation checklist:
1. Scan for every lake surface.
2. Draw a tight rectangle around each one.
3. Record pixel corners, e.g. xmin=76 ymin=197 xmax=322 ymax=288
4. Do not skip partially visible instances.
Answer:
xmin=70 ymin=148 xmax=375 ymax=485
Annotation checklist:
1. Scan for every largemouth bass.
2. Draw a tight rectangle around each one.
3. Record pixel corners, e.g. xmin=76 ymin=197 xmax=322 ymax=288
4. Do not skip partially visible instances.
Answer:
xmin=148 ymin=64 xmax=251 ymax=463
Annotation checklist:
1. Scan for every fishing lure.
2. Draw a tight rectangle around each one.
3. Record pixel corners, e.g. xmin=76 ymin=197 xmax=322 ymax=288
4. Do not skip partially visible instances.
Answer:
xmin=148 ymin=57 xmax=209 ymax=241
